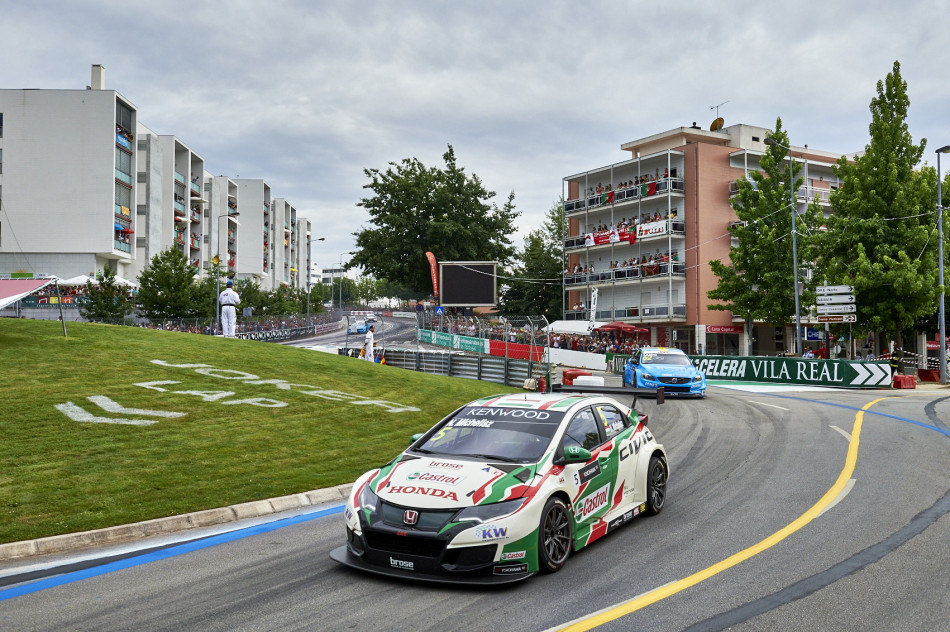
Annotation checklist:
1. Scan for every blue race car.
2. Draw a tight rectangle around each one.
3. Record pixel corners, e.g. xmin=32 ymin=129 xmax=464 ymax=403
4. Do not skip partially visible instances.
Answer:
xmin=624 ymin=347 xmax=706 ymax=397
xmin=348 ymin=320 xmax=368 ymax=334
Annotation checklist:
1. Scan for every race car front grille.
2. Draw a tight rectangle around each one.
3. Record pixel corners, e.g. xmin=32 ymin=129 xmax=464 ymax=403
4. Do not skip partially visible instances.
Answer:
xmin=442 ymin=544 xmax=497 ymax=570
xmin=379 ymin=501 xmax=455 ymax=531
xmin=657 ymin=376 xmax=692 ymax=385
xmin=662 ymin=385 xmax=694 ymax=393
xmin=365 ymin=531 xmax=445 ymax=558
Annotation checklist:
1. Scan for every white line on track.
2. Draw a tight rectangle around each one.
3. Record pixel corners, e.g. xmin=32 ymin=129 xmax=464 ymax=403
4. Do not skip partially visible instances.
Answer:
xmin=745 ymin=400 xmax=790 ymax=411
xmin=829 ymin=425 xmax=852 ymax=441
xmin=817 ymin=478 xmax=856 ymax=518
xmin=542 ymin=582 xmax=677 ymax=632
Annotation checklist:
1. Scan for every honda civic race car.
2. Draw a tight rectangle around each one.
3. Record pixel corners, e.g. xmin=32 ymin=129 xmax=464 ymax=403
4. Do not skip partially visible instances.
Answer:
xmin=624 ymin=346 xmax=706 ymax=397
xmin=330 ymin=392 xmax=668 ymax=584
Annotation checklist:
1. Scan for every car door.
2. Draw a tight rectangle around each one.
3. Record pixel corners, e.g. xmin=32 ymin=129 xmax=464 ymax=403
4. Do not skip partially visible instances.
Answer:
xmin=593 ymin=403 xmax=641 ymax=514
xmin=560 ymin=407 xmax=615 ymax=541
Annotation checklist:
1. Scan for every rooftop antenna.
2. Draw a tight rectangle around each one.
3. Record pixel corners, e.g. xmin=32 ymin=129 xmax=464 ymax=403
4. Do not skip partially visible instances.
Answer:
xmin=710 ymin=100 xmax=729 ymax=118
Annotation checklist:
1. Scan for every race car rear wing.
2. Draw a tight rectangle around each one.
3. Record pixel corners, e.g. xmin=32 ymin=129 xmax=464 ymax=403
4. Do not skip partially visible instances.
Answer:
xmin=551 ymin=383 xmax=665 ymax=407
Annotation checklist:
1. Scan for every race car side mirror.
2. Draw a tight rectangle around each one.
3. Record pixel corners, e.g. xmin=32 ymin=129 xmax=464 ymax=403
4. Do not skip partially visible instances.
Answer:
xmin=562 ymin=445 xmax=592 ymax=464
xmin=409 ymin=432 xmax=424 ymax=445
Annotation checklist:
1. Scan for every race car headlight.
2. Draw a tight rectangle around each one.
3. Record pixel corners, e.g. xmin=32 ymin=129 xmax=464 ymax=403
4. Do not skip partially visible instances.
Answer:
xmin=453 ymin=498 xmax=527 ymax=524
xmin=358 ymin=483 xmax=379 ymax=514
xmin=640 ymin=372 xmax=655 ymax=381
xmin=692 ymin=375 xmax=703 ymax=383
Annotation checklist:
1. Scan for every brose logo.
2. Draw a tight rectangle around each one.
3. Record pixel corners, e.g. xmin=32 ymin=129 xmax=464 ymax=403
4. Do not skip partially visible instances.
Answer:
xmin=390 ymin=557 xmax=414 ymax=571
xmin=575 ymin=483 xmax=610 ymax=522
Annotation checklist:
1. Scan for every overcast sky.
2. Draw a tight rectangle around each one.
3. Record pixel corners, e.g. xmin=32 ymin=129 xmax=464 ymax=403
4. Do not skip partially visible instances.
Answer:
xmin=3 ymin=0 xmax=948 ymax=271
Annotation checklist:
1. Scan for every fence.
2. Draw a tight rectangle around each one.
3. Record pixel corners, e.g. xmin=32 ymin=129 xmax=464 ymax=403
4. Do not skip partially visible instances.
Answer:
xmin=416 ymin=313 xmax=550 ymax=363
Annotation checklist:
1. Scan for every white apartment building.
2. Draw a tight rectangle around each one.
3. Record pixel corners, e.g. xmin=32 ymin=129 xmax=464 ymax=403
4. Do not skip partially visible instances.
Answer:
xmin=0 ymin=66 xmax=311 ymax=293
xmin=0 ymin=65 xmax=139 ymax=280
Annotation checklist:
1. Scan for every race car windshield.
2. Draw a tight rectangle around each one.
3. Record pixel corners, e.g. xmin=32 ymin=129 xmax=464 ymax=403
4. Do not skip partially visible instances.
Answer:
xmin=415 ymin=406 xmax=566 ymax=462
xmin=642 ymin=352 xmax=691 ymax=366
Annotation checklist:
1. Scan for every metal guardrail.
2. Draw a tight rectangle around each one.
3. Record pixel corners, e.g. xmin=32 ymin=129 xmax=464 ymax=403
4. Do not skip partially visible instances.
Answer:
xmin=237 ymin=321 xmax=341 ymax=342
xmin=339 ymin=347 xmax=550 ymax=388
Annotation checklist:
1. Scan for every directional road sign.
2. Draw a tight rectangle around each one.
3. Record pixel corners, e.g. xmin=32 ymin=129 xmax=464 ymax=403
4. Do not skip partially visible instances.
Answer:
xmin=818 ymin=314 xmax=857 ymax=323
xmin=816 ymin=294 xmax=855 ymax=304
xmin=817 ymin=285 xmax=854 ymax=295
xmin=816 ymin=304 xmax=857 ymax=314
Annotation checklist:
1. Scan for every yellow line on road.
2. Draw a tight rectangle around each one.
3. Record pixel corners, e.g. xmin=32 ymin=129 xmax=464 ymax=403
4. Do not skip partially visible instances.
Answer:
xmin=558 ymin=397 xmax=884 ymax=632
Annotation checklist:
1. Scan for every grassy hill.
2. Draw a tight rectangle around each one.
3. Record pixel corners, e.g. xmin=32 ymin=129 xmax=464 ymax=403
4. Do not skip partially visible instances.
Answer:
xmin=0 ymin=319 xmax=518 ymax=544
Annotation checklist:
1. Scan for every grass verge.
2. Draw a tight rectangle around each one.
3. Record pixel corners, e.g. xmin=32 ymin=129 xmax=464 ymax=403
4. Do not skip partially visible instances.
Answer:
xmin=0 ymin=319 xmax=518 ymax=544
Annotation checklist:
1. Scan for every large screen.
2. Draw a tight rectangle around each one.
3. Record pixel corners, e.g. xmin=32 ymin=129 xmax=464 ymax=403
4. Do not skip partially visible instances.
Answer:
xmin=439 ymin=261 xmax=497 ymax=307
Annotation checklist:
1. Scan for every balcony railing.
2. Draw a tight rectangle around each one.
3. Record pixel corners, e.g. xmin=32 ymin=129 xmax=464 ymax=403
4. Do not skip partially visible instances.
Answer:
xmin=115 ymin=204 xmax=131 ymax=219
xmin=114 ymin=239 xmax=131 ymax=253
xmin=564 ymin=178 xmax=685 ymax=214
xmin=114 ymin=169 xmax=132 ymax=185
xmin=174 ymin=172 xmax=186 ymax=185
xmin=174 ymin=201 xmax=186 ymax=214
xmin=564 ymin=262 xmax=685 ymax=286
xmin=190 ymin=208 xmax=202 ymax=222
xmin=563 ymin=303 xmax=687 ymax=321
xmin=565 ymin=219 xmax=686 ymax=251
xmin=728 ymin=180 xmax=833 ymax=204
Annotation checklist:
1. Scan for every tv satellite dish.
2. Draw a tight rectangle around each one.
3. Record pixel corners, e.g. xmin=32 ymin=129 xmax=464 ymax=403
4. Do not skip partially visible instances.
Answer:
xmin=710 ymin=117 xmax=724 ymax=131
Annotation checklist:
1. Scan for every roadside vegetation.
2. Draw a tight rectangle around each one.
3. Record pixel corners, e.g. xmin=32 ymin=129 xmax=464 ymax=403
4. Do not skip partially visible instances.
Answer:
xmin=0 ymin=319 xmax=518 ymax=544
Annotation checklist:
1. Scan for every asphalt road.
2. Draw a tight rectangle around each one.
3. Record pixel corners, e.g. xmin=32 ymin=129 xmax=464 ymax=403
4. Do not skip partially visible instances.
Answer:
xmin=1 ymin=387 xmax=948 ymax=632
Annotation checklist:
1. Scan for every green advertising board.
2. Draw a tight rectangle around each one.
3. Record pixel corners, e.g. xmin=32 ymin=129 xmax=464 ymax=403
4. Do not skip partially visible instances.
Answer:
xmin=417 ymin=329 xmax=488 ymax=354
xmin=695 ymin=355 xmax=892 ymax=388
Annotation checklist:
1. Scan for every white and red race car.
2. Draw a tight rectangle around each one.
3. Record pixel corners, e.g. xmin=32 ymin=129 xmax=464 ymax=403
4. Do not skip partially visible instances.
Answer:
xmin=330 ymin=390 xmax=668 ymax=584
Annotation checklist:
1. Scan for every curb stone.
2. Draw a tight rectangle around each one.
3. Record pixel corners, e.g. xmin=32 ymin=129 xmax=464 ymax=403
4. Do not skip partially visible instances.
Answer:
xmin=0 ymin=483 xmax=353 ymax=562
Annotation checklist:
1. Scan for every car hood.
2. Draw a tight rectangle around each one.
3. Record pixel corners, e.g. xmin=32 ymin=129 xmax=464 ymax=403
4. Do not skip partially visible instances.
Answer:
xmin=641 ymin=363 xmax=699 ymax=378
xmin=369 ymin=455 xmax=540 ymax=509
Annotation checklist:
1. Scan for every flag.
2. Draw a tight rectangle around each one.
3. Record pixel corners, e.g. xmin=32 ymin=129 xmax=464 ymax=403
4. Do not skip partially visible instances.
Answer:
xmin=380 ymin=350 xmax=387 ymax=365
xmin=628 ymin=229 xmax=637 ymax=245
xmin=601 ymin=191 xmax=615 ymax=205
xmin=374 ymin=350 xmax=382 ymax=363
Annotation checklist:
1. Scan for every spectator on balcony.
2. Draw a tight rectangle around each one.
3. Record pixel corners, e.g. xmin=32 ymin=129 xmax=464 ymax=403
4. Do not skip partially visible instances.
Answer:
xmin=663 ymin=167 xmax=669 ymax=179
xmin=596 ymin=183 xmax=603 ymax=194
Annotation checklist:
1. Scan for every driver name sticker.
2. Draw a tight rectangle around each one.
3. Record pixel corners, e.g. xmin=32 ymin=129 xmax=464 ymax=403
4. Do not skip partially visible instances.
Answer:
xmin=448 ymin=418 xmax=495 ymax=428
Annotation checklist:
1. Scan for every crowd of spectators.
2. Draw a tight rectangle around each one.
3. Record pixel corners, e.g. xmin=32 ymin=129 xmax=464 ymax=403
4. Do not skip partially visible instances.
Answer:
xmin=566 ymin=248 xmax=680 ymax=278
xmin=550 ymin=332 xmax=647 ymax=355
xmin=586 ymin=209 xmax=679 ymax=234
xmin=587 ymin=168 xmax=671 ymax=196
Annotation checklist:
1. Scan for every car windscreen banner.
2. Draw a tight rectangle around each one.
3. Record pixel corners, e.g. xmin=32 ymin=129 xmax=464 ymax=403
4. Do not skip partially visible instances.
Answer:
xmin=449 ymin=407 xmax=565 ymax=439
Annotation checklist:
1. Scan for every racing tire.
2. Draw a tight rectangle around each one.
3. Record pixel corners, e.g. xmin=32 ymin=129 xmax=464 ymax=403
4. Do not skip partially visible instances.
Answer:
xmin=645 ymin=455 xmax=667 ymax=515
xmin=538 ymin=497 xmax=572 ymax=573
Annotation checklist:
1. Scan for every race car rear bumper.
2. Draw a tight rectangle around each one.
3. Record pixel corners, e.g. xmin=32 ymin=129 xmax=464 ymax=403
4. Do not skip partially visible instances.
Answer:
xmin=329 ymin=545 xmax=535 ymax=585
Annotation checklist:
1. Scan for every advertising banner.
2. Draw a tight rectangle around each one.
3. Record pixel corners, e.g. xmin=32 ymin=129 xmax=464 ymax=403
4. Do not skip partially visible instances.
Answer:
xmin=694 ymin=355 xmax=892 ymax=388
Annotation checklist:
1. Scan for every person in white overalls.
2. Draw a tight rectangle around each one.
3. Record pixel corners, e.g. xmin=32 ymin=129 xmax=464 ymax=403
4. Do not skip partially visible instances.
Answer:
xmin=218 ymin=280 xmax=240 ymax=337
xmin=363 ymin=324 xmax=375 ymax=361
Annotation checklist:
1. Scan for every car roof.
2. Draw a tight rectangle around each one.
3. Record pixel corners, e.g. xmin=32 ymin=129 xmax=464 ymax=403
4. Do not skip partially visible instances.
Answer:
xmin=464 ymin=392 xmax=617 ymax=413
xmin=640 ymin=346 xmax=685 ymax=355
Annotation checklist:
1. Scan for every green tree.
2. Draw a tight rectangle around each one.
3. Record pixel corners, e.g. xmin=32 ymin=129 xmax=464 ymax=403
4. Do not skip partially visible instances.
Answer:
xmin=269 ymin=284 xmax=302 ymax=316
xmin=707 ymin=118 xmax=823 ymax=329
xmin=818 ymin=61 xmax=936 ymax=347
xmin=78 ymin=267 xmax=134 ymax=322
xmin=497 ymin=200 xmax=565 ymax=319
xmin=351 ymin=145 xmax=519 ymax=296
xmin=136 ymin=247 xmax=200 ymax=320
xmin=234 ymin=278 xmax=267 ymax=319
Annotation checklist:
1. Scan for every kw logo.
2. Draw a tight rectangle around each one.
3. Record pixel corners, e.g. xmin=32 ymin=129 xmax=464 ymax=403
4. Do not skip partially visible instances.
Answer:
xmin=55 ymin=396 xmax=186 ymax=426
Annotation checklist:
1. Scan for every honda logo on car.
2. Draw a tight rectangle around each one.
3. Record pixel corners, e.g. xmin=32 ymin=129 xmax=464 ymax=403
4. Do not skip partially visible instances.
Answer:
xmin=406 ymin=472 xmax=465 ymax=485
xmin=403 ymin=509 xmax=419 ymax=525
xmin=387 ymin=486 xmax=459 ymax=501
xmin=575 ymin=484 xmax=610 ymax=521
xmin=390 ymin=557 xmax=414 ymax=571
xmin=474 ymin=524 xmax=509 ymax=540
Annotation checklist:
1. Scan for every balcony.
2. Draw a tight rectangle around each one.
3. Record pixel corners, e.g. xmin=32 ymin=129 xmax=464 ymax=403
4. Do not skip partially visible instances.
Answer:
xmin=564 ymin=178 xmax=685 ymax=214
xmin=190 ymin=207 xmax=202 ymax=222
xmin=190 ymin=181 xmax=201 ymax=196
xmin=114 ymin=169 xmax=132 ymax=186
xmin=563 ymin=303 xmax=687 ymax=322
xmin=564 ymin=219 xmax=686 ymax=251
xmin=564 ymin=261 xmax=685 ymax=287
xmin=728 ymin=181 xmax=833 ymax=205
xmin=115 ymin=204 xmax=131 ymax=219
xmin=114 ymin=239 xmax=131 ymax=253
xmin=174 ymin=201 xmax=186 ymax=214
xmin=174 ymin=231 xmax=186 ymax=246
xmin=190 ymin=236 xmax=201 ymax=249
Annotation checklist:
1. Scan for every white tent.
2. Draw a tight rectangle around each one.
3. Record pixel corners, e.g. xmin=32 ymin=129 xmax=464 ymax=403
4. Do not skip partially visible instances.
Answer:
xmin=113 ymin=276 xmax=138 ymax=288
xmin=59 ymin=274 xmax=98 ymax=287
xmin=545 ymin=320 xmax=605 ymax=335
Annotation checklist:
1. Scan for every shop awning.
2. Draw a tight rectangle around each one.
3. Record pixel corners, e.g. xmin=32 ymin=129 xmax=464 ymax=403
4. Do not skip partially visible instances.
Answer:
xmin=0 ymin=278 xmax=55 ymax=310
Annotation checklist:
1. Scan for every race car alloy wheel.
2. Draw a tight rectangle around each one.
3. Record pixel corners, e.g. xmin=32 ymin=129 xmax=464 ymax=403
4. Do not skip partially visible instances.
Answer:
xmin=539 ymin=497 xmax=572 ymax=573
xmin=645 ymin=455 xmax=667 ymax=515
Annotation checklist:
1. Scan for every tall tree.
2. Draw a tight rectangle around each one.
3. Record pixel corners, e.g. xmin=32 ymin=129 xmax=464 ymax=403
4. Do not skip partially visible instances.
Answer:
xmin=351 ymin=145 xmax=519 ymax=296
xmin=707 ymin=118 xmax=823 ymax=328
xmin=497 ymin=200 xmax=565 ymax=319
xmin=79 ymin=267 xmax=134 ymax=322
xmin=136 ymin=247 xmax=201 ymax=320
xmin=819 ymin=61 xmax=935 ymax=347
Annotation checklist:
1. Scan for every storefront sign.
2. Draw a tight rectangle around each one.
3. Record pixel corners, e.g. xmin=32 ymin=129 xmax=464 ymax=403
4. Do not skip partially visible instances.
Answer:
xmin=705 ymin=325 xmax=743 ymax=334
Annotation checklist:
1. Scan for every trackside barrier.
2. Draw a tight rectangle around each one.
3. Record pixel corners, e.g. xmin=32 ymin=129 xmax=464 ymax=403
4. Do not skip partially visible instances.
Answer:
xmin=693 ymin=355 xmax=893 ymax=388
xmin=339 ymin=347 xmax=549 ymax=388
xmin=237 ymin=321 xmax=341 ymax=342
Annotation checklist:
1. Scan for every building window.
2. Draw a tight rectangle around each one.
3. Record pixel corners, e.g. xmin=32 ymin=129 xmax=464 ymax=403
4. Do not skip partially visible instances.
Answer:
xmin=0 ymin=113 xmax=3 ymax=138
xmin=115 ymin=147 xmax=132 ymax=177
xmin=116 ymin=101 xmax=133 ymax=133
xmin=115 ymin=182 xmax=131 ymax=208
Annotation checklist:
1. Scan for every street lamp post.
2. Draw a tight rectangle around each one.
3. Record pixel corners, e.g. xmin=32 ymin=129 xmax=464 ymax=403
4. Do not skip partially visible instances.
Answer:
xmin=764 ymin=137 xmax=803 ymax=355
xmin=937 ymin=146 xmax=950 ymax=384
xmin=215 ymin=212 xmax=239 ymax=335
xmin=307 ymin=237 xmax=325 ymax=326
